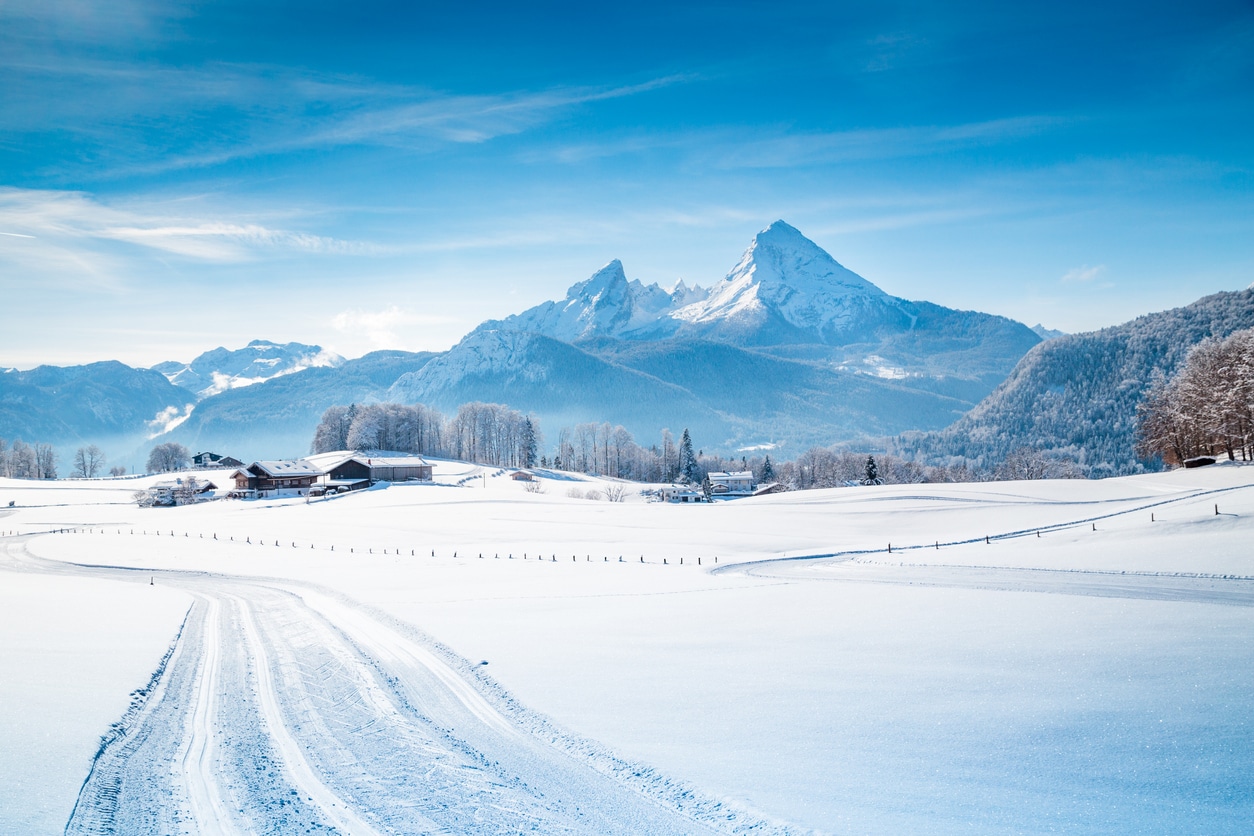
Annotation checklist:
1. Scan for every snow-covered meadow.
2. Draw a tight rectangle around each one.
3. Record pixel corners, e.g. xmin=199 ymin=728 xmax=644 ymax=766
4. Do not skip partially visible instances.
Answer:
xmin=1 ymin=461 xmax=1252 ymax=834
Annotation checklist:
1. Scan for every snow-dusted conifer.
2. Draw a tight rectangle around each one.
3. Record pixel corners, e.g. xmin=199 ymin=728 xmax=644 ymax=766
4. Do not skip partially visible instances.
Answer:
xmin=863 ymin=455 xmax=880 ymax=486
xmin=679 ymin=429 xmax=698 ymax=484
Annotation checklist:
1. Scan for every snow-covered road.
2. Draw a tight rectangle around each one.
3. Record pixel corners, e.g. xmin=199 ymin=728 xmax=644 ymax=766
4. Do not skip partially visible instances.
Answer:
xmin=1 ymin=538 xmax=777 ymax=836
xmin=3 ymin=464 xmax=1253 ymax=834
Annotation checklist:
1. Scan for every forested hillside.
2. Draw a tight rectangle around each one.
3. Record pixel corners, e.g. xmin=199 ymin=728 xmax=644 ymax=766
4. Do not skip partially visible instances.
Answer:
xmin=894 ymin=289 xmax=1254 ymax=476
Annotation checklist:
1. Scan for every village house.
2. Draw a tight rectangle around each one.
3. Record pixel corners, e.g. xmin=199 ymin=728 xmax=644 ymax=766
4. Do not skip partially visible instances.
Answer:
xmin=230 ymin=453 xmax=435 ymax=500
xmin=661 ymin=485 xmax=706 ymax=503
xmin=192 ymin=451 xmax=245 ymax=469
xmin=230 ymin=460 xmax=321 ymax=498
xmin=303 ymin=451 xmax=435 ymax=495
xmin=146 ymin=477 xmax=217 ymax=506
xmin=708 ymin=470 xmax=755 ymax=496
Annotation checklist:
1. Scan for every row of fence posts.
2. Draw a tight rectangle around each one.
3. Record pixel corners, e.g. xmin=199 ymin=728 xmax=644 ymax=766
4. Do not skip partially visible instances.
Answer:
xmin=881 ymin=504 xmax=1230 ymax=553
xmin=10 ymin=502 xmax=1238 ymax=559
xmin=35 ymin=526 xmax=726 ymax=566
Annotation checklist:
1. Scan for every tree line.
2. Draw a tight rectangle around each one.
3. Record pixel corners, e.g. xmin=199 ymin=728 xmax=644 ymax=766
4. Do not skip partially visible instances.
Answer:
xmin=312 ymin=402 xmax=540 ymax=469
xmin=0 ymin=440 xmax=127 ymax=479
xmin=310 ymin=399 xmax=1086 ymax=490
xmin=1137 ymin=327 xmax=1254 ymax=466
xmin=0 ymin=438 xmax=59 ymax=479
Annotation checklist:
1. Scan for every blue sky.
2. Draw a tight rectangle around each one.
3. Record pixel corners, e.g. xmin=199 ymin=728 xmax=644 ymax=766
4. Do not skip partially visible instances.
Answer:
xmin=1 ymin=0 xmax=1252 ymax=367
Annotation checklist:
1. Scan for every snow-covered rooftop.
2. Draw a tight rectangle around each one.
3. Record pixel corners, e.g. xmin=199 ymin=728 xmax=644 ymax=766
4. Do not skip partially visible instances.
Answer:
xmin=249 ymin=460 xmax=322 ymax=478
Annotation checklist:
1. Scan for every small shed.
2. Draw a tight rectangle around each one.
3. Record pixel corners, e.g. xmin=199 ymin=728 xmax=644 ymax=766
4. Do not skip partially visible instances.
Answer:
xmin=511 ymin=470 xmax=535 ymax=482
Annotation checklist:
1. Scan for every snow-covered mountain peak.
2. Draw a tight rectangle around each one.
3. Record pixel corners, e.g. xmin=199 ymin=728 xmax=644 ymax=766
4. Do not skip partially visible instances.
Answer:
xmin=740 ymin=220 xmax=883 ymax=299
xmin=669 ymin=279 xmax=708 ymax=307
xmin=480 ymin=259 xmax=685 ymax=342
xmin=567 ymin=259 xmax=628 ymax=302
xmin=671 ymin=220 xmax=894 ymax=338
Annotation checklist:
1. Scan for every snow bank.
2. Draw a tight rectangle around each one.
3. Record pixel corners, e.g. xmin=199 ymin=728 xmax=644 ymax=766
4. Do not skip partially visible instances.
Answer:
xmin=0 ymin=570 xmax=190 ymax=834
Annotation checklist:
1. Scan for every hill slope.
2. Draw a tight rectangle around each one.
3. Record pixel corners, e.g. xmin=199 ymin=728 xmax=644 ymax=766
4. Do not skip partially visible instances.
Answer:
xmin=0 ymin=361 xmax=190 ymax=450
xmin=895 ymin=289 xmax=1254 ymax=476
xmin=163 ymin=350 xmax=436 ymax=461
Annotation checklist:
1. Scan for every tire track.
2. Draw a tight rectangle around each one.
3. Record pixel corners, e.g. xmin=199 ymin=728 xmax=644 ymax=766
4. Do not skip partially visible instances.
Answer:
xmin=0 ymin=533 xmax=792 ymax=836
xmin=175 ymin=596 xmax=239 ymax=834
xmin=236 ymin=596 xmax=386 ymax=836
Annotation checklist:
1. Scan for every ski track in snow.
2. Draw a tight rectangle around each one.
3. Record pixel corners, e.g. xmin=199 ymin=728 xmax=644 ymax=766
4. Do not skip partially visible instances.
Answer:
xmin=178 ymin=596 xmax=237 ymax=834
xmin=0 ymin=537 xmax=789 ymax=836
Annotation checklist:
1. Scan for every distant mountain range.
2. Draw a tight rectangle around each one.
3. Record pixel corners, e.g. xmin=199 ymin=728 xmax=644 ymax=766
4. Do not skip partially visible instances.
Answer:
xmin=0 ymin=362 xmax=190 ymax=456
xmin=153 ymin=340 xmax=344 ymax=398
xmin=16 ymin=220 xmax=1206 ymax=471
xmin=478 ymin=222 xmax=1039 ymax=385
xmin=894 ymin=288 xmax=1254 ymax=476
xmin=381 ymin=221 xmax=1039 ymax=453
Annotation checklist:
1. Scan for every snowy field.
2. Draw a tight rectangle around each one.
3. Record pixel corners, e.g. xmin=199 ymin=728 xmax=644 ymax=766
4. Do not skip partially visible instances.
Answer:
xmin=1 ymin=461 xmax=1252 ymax=834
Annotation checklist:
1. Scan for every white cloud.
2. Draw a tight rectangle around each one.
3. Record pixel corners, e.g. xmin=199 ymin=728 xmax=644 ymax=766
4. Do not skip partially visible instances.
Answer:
xmin=331 ymin=306 xmax=460 ymax=351
xmin=0 ymin=46 xmax=690 ymax=177
xmin=0 ymin=187 xmax=378 ymax=265
xmin=1060 ymin=264 xmax=1106 ymax=283
xmin=146 ymin=403 xmax=194 ymax=438
xmin=534 ymin=115 xmax=1062 ymax=171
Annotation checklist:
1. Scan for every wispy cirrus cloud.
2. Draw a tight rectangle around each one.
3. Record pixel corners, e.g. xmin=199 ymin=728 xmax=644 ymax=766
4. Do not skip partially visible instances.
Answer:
xmin=0 ymin=187 xmax=380 ymax=285
xmin=528 ymin=114 xmax=1063 ymax=170
xmin=0 ymin=43 xmax=691 ymax=178
xmin=1060 ymin=264 xmax=1106 ymax=283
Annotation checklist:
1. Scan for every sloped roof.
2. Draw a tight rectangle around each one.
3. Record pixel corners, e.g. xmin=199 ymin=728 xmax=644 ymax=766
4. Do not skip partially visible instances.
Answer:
xmin=361 ymin=456 xmax=431 ymax=468
xmin=304 ymin=451 xmax=360 ymax=472
xmin=249 ymin=460 xmax=322 ymax=478
xmin=303 ymin=451 xmax=431 ymax=472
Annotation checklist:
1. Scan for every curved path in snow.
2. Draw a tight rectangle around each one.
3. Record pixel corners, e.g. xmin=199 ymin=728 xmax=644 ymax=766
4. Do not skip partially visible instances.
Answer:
xmin=0 ymin=538 xmax=786 ymax=836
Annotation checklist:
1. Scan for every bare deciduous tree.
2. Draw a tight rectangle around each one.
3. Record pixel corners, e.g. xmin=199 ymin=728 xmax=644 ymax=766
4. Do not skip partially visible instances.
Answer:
xmin=34 ymin=444 xmax=57 ymax=479
xmin=9 ymin=441 xmax=36 ymax=478
xmin=1137 ymin=328 xmax=1254 ymax=465
xmin=147 ymin=442 xmax=191 ymax=473
xmin=73 ymin=444 xmax=105 ymax=478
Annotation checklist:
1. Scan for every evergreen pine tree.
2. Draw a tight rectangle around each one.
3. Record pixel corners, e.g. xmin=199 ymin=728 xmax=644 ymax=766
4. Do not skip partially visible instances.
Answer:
xmin=864 ymin=455 xmax=880 ymax=485
xmin=521 ymin=418 xmax=538 ymax=469
xmin=761 ymin=455 xmax=775 ymax=482
xmin=679 ymin=428 xmax=698 ymax=483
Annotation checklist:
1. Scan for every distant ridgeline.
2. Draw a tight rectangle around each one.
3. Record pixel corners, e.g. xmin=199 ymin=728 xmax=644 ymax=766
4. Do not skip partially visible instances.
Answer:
xmin=892 ymin=289 xmax=1254 ymax=477
xmin=0 ymin=222 xmax=1044 ymax=465
xmin=5 ymin=225 xmax=1250 ymax=476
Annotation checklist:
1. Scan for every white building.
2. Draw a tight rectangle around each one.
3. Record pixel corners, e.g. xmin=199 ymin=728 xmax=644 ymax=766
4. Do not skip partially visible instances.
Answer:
xmin=661 ymin=486 xmax=706 ymax=503
xmin=707 ymin=470 xmax=755 ymax=496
